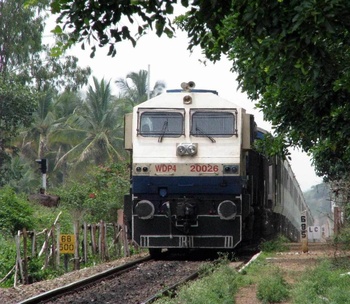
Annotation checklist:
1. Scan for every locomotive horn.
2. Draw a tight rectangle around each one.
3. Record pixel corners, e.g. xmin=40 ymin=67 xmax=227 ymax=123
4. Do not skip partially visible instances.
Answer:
xmin=188 ymin=81 xmax=196 ymax=89
xmin=181 ymin=81 xmax=196 ymax=91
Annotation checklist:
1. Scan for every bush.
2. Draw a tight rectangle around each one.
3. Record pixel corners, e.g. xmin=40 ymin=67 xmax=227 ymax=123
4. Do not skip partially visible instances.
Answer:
xmin=256 ymin=268 xmax=290 ymax=303
xmin=0 ymin=234 xmax=16 ymax=287
xmin=333 ymin=223 xmax=350 ymax=251
xmin=0 ymin=186 xmax=35 ymax=235
xmin=55 ymin=162 xmax=129 ymax=223
xmin=259 ymin=235 xmax=289 ymax=252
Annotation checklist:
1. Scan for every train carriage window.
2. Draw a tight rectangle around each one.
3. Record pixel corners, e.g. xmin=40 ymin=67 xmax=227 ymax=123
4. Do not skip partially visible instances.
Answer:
xmin=139 ymin=112 xmax=184 ymax=137
xmin=190 ymin=111 xmax=236 ymax=137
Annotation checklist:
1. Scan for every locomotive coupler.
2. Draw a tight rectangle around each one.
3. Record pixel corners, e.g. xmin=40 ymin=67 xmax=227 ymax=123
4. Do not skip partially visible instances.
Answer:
xmin=176 ymin=201 xmax=197 ymax=234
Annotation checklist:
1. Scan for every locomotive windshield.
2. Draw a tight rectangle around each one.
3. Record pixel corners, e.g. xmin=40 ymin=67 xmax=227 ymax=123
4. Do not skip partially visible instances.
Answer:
xmin=139 ymin=111 xmax=184 ymax=137
xmin=190 ymin=111 xmax=236 ymax=137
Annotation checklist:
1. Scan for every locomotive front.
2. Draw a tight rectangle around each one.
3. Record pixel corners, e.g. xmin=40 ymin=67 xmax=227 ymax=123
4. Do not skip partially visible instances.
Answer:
xmin=124 ymin=82 xmax=253 ymax=256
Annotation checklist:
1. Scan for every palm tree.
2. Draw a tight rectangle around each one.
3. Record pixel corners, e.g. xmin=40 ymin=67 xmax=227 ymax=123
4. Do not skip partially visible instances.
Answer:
xmin=54 ymin=77 xmax=124 ymax=174
xmin=15 ymin=89 xmax=83 ymax=188
xmin=115 ymin=69 xmax=166 ymax=109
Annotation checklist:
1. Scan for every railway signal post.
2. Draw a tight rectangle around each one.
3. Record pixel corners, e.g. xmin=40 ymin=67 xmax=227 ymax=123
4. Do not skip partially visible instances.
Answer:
xmin=35 ymin=158 xmax=47 ymax=190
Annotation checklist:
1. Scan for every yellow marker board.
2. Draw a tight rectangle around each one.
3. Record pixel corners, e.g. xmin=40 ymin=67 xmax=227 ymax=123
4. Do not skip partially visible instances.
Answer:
xmin=59 ymin=234 xmax=75 ymax=254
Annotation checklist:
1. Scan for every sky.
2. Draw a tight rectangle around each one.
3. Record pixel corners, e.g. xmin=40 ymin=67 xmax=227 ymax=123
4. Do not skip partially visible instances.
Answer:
xmin=44 ymin=21 xmax=323 ymax=192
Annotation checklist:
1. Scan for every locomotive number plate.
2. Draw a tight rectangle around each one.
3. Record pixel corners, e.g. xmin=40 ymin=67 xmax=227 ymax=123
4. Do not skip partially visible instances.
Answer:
xmin=154 ymin=164 xmax=177 ymax=173
xmin=153 ymin=163 xmax=220 ymax=175
xmin=189 ymin=164 xmax=219 ymax=173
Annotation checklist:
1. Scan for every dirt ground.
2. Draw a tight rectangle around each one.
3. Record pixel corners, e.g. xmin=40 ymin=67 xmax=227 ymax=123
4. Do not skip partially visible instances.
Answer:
xmin=235 ymin=242 xmax=343 ymax=304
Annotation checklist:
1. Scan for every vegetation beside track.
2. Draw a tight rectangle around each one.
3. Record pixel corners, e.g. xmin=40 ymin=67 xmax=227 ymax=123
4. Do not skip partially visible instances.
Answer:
xmin=155 ymin=235 xmax=350 ymax=304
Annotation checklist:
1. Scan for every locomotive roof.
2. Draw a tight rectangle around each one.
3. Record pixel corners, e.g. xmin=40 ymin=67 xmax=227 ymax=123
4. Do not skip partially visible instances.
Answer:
xmin=166 ymin=89 xmax=218 ymax=94
xmin=135 ymin=90 xmax=243 ymax=109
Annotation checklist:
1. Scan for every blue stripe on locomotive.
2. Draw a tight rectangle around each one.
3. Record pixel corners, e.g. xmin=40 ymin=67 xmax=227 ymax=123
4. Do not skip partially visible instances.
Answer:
xmin=132 ymin=175 xmax=244 ymax=195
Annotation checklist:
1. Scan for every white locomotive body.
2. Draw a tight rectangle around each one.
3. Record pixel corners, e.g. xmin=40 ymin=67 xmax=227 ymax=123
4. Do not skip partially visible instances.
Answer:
xmin=124 ymin=83 xmax=312 ymax=256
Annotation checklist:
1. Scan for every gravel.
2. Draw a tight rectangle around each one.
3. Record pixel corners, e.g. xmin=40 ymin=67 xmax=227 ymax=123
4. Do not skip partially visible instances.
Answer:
xmin=0 ymin=254 xmax=148 ymax=304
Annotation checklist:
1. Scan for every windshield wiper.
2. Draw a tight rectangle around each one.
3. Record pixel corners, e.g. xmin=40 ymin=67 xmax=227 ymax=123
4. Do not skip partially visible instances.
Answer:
xmin=158 ymin=120 xmax=168 ymax=142
xmin=196 ymin=127 xmax=216 ymax=143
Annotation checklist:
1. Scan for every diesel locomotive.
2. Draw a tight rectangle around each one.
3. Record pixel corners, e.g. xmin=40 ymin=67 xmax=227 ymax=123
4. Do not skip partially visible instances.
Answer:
xmin=124 ymin=82 xmax=312 ymax=257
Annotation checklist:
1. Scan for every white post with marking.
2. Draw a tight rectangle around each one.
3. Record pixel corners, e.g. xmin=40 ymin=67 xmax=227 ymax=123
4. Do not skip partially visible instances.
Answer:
xmin=301 ymin=210 xmax=308 ymax=253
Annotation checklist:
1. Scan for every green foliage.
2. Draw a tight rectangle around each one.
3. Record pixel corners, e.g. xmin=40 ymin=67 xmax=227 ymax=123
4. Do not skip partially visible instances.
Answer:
xmin=0 ymin=235 xmax=16 ymax=287
xmin=55 ymin=162 xmax=129 ymax=223
xmin=291 ymin=259 xmax=350 ymax=304
xmin=27 ymin=256 xmax=64 ymax=284
xmin=156 ymin=262 xmax=239 ymax=304
xmin=259 ymin=235 xmax=290 ymax=253
xmin=256 ymin=269 xmax=290 ymax=303
xmin=32 ymin=204 xmax=74 ymax=234
xmin=253 ymin=133 xmax=292 ymax=161
xmin=177 ymin=0 xmax=350 ymax=183
xmin=50 ymin=0 xmax=179 ymax=57
xmin=0 ymin=187 xmax=35 ymax=235
xmin=0 ymin=0 xmax=45 ymax=75
xmin=48 ymin=0 xmax=350 ymax=183
xmin=333 ymin=224 xmax=350 ymax=251
xmin=0 ymin=78 xmax=38 ymax=186
xmin=53 ymin=77 xmax=125 ymax=175
xmin=115 ymin=70 xmax=166 ymax=108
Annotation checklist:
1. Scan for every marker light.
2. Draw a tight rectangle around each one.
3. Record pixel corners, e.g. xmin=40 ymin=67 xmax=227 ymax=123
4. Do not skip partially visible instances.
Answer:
xmin=223 ymin=164 xmax=239 ymax=174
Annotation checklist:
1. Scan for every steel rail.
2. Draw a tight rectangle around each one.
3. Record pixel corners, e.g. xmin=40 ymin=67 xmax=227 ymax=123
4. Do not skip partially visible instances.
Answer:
xmin=141 ymin=270 xmax=199 ymax=303
xmin=141 ymin=252 xmax=254 ymax=304
xmin=18 ymin=256 xmax=151 ymax=304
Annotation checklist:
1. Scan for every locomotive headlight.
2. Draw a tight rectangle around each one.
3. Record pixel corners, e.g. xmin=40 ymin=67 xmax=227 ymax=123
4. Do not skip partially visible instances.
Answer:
xmin=135 ymin=200 xmax=155 ymax=220
xmin=183 ymin=95 xmax=192 ymax=104
xmin=187 ymin=144 xmax=197 ymax=155
xmin=218 ymin=200 xmax=237 ymax=220
xmin=176 ymin=143 xmax=198 ymax=156
xmin=177 ymin=145 xmax=187 ymax=156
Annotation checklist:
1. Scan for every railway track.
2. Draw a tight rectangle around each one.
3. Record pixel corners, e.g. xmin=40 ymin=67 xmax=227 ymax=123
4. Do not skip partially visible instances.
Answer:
xmin=17 ymin=256 xmax=152 ymax=304
xmin=17 ymin=250 xmax=257 ymax=304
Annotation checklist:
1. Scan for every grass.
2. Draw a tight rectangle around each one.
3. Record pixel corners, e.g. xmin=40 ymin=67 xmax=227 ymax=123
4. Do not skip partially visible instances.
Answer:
xmin=256 ymin=268 xmax=290 ymax=303
xmin=291 ymin=258 xmax=350 ymax=304
xmin=155 ymin=259 xmax=240 ymax=304
xmin=154 ymin=237 xmax=350 ymax=304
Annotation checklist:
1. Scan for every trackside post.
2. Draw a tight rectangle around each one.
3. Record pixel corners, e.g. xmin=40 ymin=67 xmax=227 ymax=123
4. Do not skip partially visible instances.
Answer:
xmin=301 ymin=210 xmax=308 ymax=253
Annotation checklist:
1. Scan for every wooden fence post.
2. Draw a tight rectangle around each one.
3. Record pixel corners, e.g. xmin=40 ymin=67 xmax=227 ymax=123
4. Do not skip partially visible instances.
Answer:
xmin=91 ymin=224 xmax=97 ymax=255
xmin=99 ymin=220 xmax=105 ymax=260
xmin=15 ymin=231 xmax=24 ymax=286
xmin=117 ymin=210 xmax=130 ymax=257
xmin=56 ymin=224 xmax=60 ymax=267
xmin=104 ymin=222 xmax=109 ymax=260
xmin=83 ymin=222 xmax=88 ymax=263
xmin=51 ymin=225 xmax=56 ymax=269
xmin=22 ymin=228 xmax=28 ymax=284
xmin=43 ymin=229 xmax=50 ymax=269
xmin=31 ymin=230 xmax=36 ymax=257
xmin=74 ymin=221 xmax=80 ymax=270
xmin=113 ymin=223 xmax=121 ymax=257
